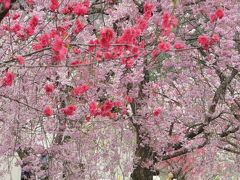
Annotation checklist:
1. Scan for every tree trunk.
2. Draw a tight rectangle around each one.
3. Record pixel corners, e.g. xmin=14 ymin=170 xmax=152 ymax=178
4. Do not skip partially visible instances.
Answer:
xmin=131 ymin=140 xmax=159 ymax=180
xmin=130 ymin=124 xmax=158 ymax=180
xmin=131 ymin=166 xmax=154 ymax=180
xmin=129 ymin=59 xmax=157 ymax=180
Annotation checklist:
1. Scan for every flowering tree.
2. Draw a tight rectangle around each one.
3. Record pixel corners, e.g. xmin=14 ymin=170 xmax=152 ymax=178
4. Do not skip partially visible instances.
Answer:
xmin=0 ymin=0 xmax=240 ymax=179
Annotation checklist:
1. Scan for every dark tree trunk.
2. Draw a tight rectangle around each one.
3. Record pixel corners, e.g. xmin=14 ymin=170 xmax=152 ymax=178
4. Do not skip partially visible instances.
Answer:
xmin=130 ymin=135 xmax=159 ymax=180
xmin=130 ymin=123 xmax=158 ymax=180
xmin=173 ymin=168 xmax=187 ymax=180
xmin=129 ymin=59 xmax=157 ymax=180
xmin=131 ymin=166 xmax=154 ymax=180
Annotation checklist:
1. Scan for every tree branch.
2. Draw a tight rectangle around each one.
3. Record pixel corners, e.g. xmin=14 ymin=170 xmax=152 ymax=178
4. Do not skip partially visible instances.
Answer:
xmin=0 ymin=0 xmax=17 ymax=23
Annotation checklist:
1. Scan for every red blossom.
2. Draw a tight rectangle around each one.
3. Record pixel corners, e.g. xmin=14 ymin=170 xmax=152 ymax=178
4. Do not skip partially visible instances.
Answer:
xmin=162 ymin=12 xmax=170 ymax=28
xmin=121 ymin=58 xmax=135 ymax=68
xmin=109 ymin=112 xmax=117 ymax=120
xmin=114 ymin=101 xmax=121 ymax=107
xmin=11 ymin=23 xmax=21 ymax=33
xmin=161 ymin=12 xmax=178 ymax=36
xmin=210 ymin=34 xmax=220 ymax=45
xmin=174 ymin=42 xmax=184 ymax=50
xmin=73 ymin=47 xmax=81 ymax=54
xmin=85 ymin=115 xmax=91 ymax=121
xmin=100 ymin=28 xmax=115 ymax=48
xmin=62 ymin=105 xmax=77 ymax=116
xmin=2 ymin=71 xmax=15 ymax=86
xmin=87 ymin=40 xmax=98 ymax=52
xmin=197 ymin=35 xmax=209 ymax=50
xmin=89 ymin=101 xmax=98 ymax=116
xmin=1 ymin=0 xmax=10 ymax=9
xmin=12 ymin=13 xmax=20 ymax=20
xmin=73 ymin=85 xmax=89 ymax=96
xmin=162 ymin=12 xmax=171 ymax=35
xmin=73 ymin=19 xmax=84 ymax=34
xmin=210 ymin=13 xmax=217 ymax=23
xmin=29 ymin=15 xmax=39 ymax=28
xmin=158 ymin=41 xmax=171 ymax=52
xmin=32 ymin=43 xmax=43 ymax=50
xmin=61 ymin=3 xmax=74 ymax=14
xmin=52 ymin=36 xmax=63 ymax=52
xmin=50 ymin=0 xmax=59 ymax=11
xmin=171 ymin=16 xmax=178 ymax=28
xmin=2 ymin=25 xmax=10 ymax=31
xmin=44 ymin=84 xmax=54 ymax=95
xmin=73 ymin=2 xmax=89 ymax=16
xmin=101 ymin=100 xmax=114 ymax=113
xmin=37 ymin=33 xmax=50 ymax=47
xmin=136 ymin=18 xmax=148 ymax=32
xmin=143 ymin=2 xmax=154 ymax=19
xmin=119 ymin=28 xmax=138 ymax=44
xmin=15 ymin=56 xmax=24 ymax=65
xmin=153 ymin=108 xmax=161 ymax=117
xmin=25 ymin=26 xmax=35 ymax=36
xmin=210 ymin=8 xmax=224 ymax=23
xmin=104 ymin=52 xmax=114 ymax=60
xmin=124 ymin=95 xmax=133 ymax=103
xmin=215 ymin=8 xmax=224 ymax=19
xmin=43 ymin=105 xmax=53 ymax=117
xmin=26 ymin=0 xmax=34 ymax=5
xmin=151 ymin=49 xmax=159 ymax=57
xmin=70 ymin=60 xmax=82 ymax=66
xmin=51 ymin=35 xmax=67 ymax=61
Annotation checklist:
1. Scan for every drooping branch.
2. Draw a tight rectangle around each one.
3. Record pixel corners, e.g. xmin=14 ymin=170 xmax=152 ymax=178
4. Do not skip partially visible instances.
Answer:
xmin=217 ymin=146 xmax=240 ymax=154
xmin=161 ymin=137 xmax=209 ymax=161
xmin=154 ymin=68 xmax=239 ymax=162
xmin=220 ymin=126 xmax=239 ymax=138
xmin=0 ymin=94 xmax=42 ymax=112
